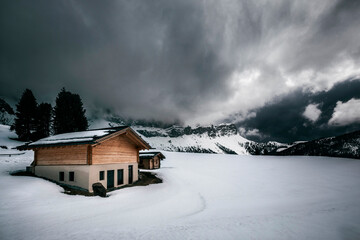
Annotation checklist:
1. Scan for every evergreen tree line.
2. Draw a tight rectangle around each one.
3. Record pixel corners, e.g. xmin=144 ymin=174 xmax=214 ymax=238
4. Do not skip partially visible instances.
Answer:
xmin=11 ymin=88 xmax=88 ymax=141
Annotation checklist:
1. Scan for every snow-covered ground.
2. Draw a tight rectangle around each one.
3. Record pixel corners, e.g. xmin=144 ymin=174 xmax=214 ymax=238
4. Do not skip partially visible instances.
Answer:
xmin=1 ymin=125 xmax=360 ymax=239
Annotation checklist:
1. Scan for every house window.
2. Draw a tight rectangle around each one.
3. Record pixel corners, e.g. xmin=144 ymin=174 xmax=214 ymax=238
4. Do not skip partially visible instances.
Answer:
xmin=99 ymin=171 xmax=104 ymax=180
xmin=117 ymin=169 xmax=124 ymax=185
xmin=69 ymin=171 xmax=75 ymax=181
xmin=59 ymin=172 xmax=64 ymax=181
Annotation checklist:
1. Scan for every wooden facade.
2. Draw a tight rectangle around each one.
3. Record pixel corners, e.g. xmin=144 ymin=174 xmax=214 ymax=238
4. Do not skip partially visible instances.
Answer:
xmin=92 ymin=135 xmax=138 ymax=165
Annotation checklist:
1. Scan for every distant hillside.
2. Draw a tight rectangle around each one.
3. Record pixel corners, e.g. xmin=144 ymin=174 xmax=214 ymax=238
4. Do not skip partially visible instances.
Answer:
xmin=133 ymin=124 xmax=252 ymax=154
xmin=277 ymin=130 xmax=360 ymax=159
xmin=0 ymin=124 xmax=23 ymax=150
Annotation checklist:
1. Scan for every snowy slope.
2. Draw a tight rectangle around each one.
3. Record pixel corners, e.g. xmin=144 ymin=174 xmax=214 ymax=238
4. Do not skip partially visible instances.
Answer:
xmin=133 ymin=124 xmax=252 ymax=154
xmin=278 ymin=130 xmax=360 ymax=159
xmin=0 ymin=124 xmax=20 ymax=147
xmin=0 ymin=124 xmax=24 ymax=155
xmin=0 ymin=129 xmax=360 ymax=239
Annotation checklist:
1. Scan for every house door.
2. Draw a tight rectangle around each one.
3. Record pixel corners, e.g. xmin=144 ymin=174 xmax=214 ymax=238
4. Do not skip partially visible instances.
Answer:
xmin=107 ymin=170 xmax=114 ymax=189
xmin=128 ymin=165 xmax=133 ymax=184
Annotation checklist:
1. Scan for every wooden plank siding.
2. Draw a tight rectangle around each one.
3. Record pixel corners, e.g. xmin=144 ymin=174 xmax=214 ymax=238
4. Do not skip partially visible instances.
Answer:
xmin=34 ymin=149 xmax=38 ymax=165
xmin=36 ymin=145 xmax=88 ymax=165
xmin=34 ymin=133 xmax=140 ymax=166
xmin=92 ymin=135 xmax=138 ymax=165
xmin=153 ymin=156 xmax=160 ymax=169
xmin=87 ymin=145 xmax=92 ymax=165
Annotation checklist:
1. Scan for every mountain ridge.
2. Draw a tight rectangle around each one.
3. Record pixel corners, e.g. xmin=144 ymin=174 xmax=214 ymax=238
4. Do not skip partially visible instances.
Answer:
xmin=102 ymin=116 xmax=293 ymax=155
xmin=132 ymin=124 xmax=252 ymax=154
xmin=276 ymin=130 xmax=360 ymax=159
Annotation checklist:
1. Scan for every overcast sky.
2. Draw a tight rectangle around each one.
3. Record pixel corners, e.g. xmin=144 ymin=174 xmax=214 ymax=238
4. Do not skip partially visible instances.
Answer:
xmin=1 ymin=0 xmax=360 ymax=142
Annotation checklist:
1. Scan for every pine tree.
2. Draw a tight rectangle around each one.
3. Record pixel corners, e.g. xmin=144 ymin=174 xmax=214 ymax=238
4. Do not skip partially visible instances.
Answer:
xmin=34 ymin=103 xmax=52 ymax=139
xmin=53 ymin=88 xmax=88 ymax=134
xmin=184 ymin=126 xmax=192 ymax=135
xmin=13 ymin=89 xmax=38 ymax=141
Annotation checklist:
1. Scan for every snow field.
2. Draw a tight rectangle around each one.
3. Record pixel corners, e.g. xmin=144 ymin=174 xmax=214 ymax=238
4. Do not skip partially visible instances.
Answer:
xmin=1 ymin=151 xmax=360 ymax=239
xmin=0 ymin=124 xmax=360 ymax=239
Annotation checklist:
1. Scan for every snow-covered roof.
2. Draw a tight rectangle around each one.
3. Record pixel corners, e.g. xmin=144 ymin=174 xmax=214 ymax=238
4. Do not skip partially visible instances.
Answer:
xmin=28 ymin=127 xmax=128 ymax=148
xmin=140 ymin=154 xmax=155 ymax=157
xmin=139 ymin=151 xmax=165 ymax=159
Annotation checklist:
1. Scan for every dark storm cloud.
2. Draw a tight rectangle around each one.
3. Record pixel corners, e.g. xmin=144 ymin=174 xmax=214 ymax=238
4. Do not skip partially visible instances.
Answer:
xmin=0 ymin=0 xmax=101 ymax=101
xmin=238 ymin=79 xmax=360 ymax=142
xmin=1 ymin=0 xmax=360 ymax=133
xmin=0 ymin=0 xmax=235 ymax=121
xmin=284 ymin=0 xmax=360 ymax=74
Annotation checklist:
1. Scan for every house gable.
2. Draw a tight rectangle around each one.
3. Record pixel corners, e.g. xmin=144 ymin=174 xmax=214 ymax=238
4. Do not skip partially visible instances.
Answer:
xmin=92 ymin=128 xmax=150 ymax=150
xmin=92 ymin=134 xmax=138 ymax=165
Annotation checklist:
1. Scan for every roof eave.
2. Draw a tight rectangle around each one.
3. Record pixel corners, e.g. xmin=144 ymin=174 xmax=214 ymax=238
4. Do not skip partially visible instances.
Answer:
xmin=24 ymin=141 xmax=95 ymax=149
xmin=19 ymin=126 xmax=151 ymax=150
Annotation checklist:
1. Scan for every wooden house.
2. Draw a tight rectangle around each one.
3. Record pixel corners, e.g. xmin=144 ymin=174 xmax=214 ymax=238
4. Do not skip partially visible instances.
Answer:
xmin=139 ymin=151 xmax=165 ymax=169
xmin=25 ymin=127 xmax=151 ymax=192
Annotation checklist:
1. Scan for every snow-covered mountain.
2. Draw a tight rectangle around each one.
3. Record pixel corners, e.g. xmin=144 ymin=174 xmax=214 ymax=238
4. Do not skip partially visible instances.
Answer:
xmin=277 ymin=130 xmax=360 ymax=159
xmin=129 ymin=121 xmax=360 ymax=159
xmin=132 ymin=124 xmax=251 ymax=154
xmin=131 ymin=123 xmax=289 ymax=155
xmin=100 ymin=116 xmax=290 ymax=155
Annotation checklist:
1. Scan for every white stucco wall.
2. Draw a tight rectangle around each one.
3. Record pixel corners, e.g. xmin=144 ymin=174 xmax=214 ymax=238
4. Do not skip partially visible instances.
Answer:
xmin=35 ymin=165 xmax=90 ymax=191
xmin=35 ymin=163 xmax=139 ymax=192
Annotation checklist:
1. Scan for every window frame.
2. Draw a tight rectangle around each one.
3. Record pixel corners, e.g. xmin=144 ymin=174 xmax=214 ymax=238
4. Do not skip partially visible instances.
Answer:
xmin=59 ymin=172 xmax=65 ymax=181
xmin=69 ymin=171 xmax=75 ymax=181
xmin=99 ymin=171 xmax=105 ymax=181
